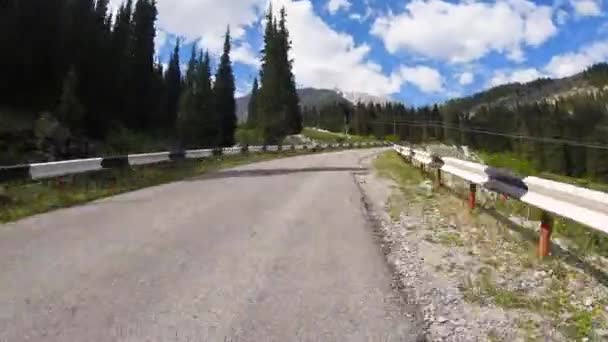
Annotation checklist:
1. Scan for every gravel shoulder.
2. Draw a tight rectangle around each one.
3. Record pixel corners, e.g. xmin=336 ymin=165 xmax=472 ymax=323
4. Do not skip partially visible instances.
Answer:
xmin=357 ymin=151 xmax=608 ymax=341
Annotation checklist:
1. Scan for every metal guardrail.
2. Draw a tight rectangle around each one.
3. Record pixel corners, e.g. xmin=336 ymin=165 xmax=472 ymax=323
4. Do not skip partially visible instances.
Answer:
xmin=393 ymin=144 xmax=608 ymax=255
xmin=0 ymin=142 xmax=390 ymax=183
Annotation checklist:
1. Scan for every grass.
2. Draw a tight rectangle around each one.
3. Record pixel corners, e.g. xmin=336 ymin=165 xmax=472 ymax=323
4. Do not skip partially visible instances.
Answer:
xmin=0 ymin=150 xmax=314 ymax=223
xmin=301 ymin=127 xmax=377 ymax=144
xmin=461 ymin=266 xmax=602 ymax=340
xmin=436 ymin=232 xmax=465 ymax=247
xmin=478 ymin=151 xmax=538 ymax=176
xmin=373 ymin=151 xmax=426 ymax=221
xmin=373 ymin=151 xmax=424 ymax=187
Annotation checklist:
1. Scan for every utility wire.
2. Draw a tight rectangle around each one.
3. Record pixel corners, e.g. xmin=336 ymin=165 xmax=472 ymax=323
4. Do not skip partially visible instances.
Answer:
xmin=369 ymin=120 xmax=608 ymax=150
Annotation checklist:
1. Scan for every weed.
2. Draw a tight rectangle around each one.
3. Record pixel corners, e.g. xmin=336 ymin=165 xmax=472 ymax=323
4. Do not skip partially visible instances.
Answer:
xmin=436 ymin=232 xmax=465 ymax=247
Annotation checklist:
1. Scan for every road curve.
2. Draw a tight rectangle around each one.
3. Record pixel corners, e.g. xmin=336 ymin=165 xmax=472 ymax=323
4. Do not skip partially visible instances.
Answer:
xmin=0 ymin=149 xmax=419 ymax=342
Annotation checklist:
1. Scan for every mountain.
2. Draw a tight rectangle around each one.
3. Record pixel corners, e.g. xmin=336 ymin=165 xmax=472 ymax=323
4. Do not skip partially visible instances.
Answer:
xmin=444 ymin=63 xmax=608 ymax=114
xmin=236 ymin=88 xmax=394 ymax=122
xmin=338 ymin=90 xmax=392 ymax=105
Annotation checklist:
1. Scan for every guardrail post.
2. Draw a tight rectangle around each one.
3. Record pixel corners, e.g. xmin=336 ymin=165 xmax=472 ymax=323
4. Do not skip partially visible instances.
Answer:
xmin=538 ymin=211 xmax=553 ymax=258
xmin=435 ymin=169 xmax=442 ymax=188
xmin=468 ymin=183 xmax=477 ymax=210
xmin=56 ymin=176 xmax=65 ymax=192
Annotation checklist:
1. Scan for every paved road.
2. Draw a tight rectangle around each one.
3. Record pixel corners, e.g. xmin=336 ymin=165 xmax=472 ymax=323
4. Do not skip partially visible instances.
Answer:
xmin=0 ymin=149 xmax=419 ymax=342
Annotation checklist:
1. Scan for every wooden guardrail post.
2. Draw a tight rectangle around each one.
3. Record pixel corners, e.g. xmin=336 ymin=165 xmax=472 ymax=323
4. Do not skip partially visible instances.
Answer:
xmin=538 ymin=211 xmax=554 ymax=258
xmin=468 ymin=183 xmax=477 ymax=210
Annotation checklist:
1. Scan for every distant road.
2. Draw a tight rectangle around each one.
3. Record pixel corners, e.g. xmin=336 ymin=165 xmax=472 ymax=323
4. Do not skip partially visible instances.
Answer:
xmin=0 ymin=149 xmax=418 ymax=341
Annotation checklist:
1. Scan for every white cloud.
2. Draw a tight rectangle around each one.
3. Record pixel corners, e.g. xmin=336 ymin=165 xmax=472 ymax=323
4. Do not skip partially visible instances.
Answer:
xmin=569 ymin=0 xmax=602 ymax=16
xmin=371 ymin=0 xmax=557 ymax=63
xmin=232 ymin=42 xmax=260 ymax=67
xmin=348 ymin=4 xmax=375 ymax=22
xmin=236 ymin=80 xmax=254 ymax=97
xmin=110 ymin=0 xmax=266 ymax=56
xmin=349 ymin=13 xmax=363 ymax=21
xmin=272 ymin=0 xmax=403 ymax=96
xmin=398 ymin=66 xmax=444 ymax=92
xmin=326 ymin=0 xmax=351 ymax=14
xmin=545 ymin=40 xmax=608 ymax=77
xmin=458 ymin=72 xmax=475 ymax=85
xmin=489 ymin=68 xmax=544 ymax=86
xmin=555 ymin=9 xmax=569 ymax=25
xmin=154 ymin=30 xmax=168 ymax=57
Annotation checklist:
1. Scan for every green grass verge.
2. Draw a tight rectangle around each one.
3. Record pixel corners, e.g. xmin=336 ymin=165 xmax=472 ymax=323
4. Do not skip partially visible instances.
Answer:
xmin=0 ymin=150 xmax=315 ymax=223
xmin=373 ymin=151 xmax=425 ymax=221
xmin=373 ymin=151 xmax=424 ymax=186
xmin=301 ymin=127 xmax=377 ymax=144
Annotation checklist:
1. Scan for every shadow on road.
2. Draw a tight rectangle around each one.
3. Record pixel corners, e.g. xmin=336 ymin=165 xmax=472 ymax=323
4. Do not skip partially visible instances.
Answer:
xmin=190 ymin=167 xmax=367 ymax=181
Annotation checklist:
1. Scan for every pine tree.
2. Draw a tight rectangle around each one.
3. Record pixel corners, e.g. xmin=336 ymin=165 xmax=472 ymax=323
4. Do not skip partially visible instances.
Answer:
xmin=129 ymin=0 xmax=158 ymax=130
xmin=177 ymin=50 xmax=217 ymax=148
xmin=247 ymin=78 xmax=259 ymax=127
xmin=214 ymin=28 xmax=237 ymax=147
xmin=111 ymin=0 xmax=134 ymax=126
xmin=256 ymin=5 xmax=283 ymax=144
xmin=256 ymin=5 xmax=301 ymax=143
xmin=277 ymin=7 xmax=302 ymax=135
xmin=165 ymin=39 xmax=182 ymax=130
xmin=196 ymin=51 xmax=218 ymax=147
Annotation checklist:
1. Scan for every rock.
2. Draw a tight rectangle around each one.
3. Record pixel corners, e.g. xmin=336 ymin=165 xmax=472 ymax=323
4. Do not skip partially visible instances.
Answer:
xmin=437 ymin=316 xmax=448 ymax=323
xmin=433 ymin=325 xmax=452 ymax=338
xmin=583 ymin=297 xmax=593 ymax=307
xmin=596 ymin=329 xmax=608 ymax=337
xmin=417 ymin=180 xmax=434 ymax=196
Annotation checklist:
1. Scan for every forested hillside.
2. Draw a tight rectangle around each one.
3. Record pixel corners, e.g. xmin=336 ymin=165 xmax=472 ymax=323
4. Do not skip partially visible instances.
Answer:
xmin=1 ymin=1 xmax=300 ymax=163
xmin=304 ymin=64 xmax=608 ymax=182
xmin=236 ymin=88 xmax=347 ymax=123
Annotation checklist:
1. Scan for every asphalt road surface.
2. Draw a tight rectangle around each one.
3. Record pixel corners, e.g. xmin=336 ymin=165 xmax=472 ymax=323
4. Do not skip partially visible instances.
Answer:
xmin=0 ymin=149 xmax=419 ymax=342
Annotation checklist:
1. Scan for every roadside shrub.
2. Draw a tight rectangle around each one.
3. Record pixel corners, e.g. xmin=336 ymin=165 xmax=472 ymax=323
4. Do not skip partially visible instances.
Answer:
xmin=235 ymin=128 xmax=264 ymax=146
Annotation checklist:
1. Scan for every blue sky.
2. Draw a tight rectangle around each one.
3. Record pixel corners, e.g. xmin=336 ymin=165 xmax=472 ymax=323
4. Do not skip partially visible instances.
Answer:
xmin=112 ymin=0 xmax=608 ymax=106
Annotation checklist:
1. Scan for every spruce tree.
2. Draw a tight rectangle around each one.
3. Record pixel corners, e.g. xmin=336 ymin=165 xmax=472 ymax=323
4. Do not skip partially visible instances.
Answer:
xmin=214 ymin=28 xmax=237 ymax=147
xmin=111 ymin=0 xmax=134 ymax=127
xmin=277 ymin=7 xmax=302 ymax=135
xmin=165 ymin=39 xmax=182 ymax=130
xmin=247 ymin=78 xmax=259 ymax=127
xmin=196 ymin=51 xmax=219 ymax=147
xmin=129 ymin=0 xmax=158 ymax=130
xmin=256 ymin=5 xmax=301 ymax=143
xmin=257 ymin=5 xmax=283 ymax=143
xmin=177 ymin=50 xmax=217 ymax=148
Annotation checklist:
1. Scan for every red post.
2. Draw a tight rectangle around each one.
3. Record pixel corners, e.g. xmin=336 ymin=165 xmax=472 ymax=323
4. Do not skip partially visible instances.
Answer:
xmin=538 ymin=211 xmax=553 ymax=258
xmin=468 ymin=183 xmax=477 ymax=210
xmin=435 ymin=169 xmax=442 ymax=188
xmin=56 ymin=176 xmax=64 ymax=191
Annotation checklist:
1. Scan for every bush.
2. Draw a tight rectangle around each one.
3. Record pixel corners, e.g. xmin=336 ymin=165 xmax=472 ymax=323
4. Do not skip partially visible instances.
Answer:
xmin=384 ymin=135 xmax=400 ymax=143
xmin=235 ymin=128 xmax=264 ymax=146
xmin=103 ymin=125 xmax=168 ymax=155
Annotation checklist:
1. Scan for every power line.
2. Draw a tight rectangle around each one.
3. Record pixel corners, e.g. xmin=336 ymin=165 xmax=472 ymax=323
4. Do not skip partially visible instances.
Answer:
xmin=370 ymin=120 xmax=608 ymax=150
